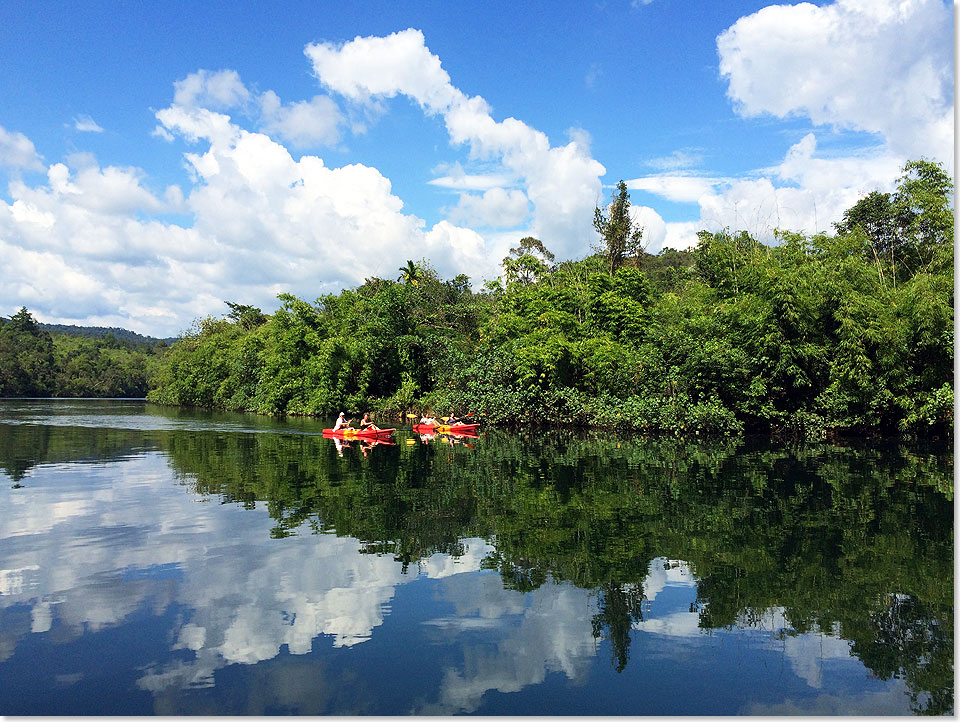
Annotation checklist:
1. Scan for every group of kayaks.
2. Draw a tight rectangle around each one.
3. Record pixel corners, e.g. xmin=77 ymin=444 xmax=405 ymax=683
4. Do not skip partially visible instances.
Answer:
xmin=321 ymin=422 xmax=480 ymax=440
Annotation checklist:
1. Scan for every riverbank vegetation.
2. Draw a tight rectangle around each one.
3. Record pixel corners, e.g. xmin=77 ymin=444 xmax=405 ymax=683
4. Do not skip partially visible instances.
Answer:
xmin=145 ymin=160 xmax=953 ymax=437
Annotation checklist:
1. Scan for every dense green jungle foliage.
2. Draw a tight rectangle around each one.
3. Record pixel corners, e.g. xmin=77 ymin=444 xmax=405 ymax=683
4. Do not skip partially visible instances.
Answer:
xmin=2 ymin=421 xmax=951 ymax=713
xmin=0 ymin=307 xmax=167 ymax=397
xmin=147 ymin=160 xmax=954 ymax=437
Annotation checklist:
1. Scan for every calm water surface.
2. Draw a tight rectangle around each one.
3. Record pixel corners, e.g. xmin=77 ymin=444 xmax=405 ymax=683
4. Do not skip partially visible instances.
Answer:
xmin=0 ymin=399 xmax=952 ymax=715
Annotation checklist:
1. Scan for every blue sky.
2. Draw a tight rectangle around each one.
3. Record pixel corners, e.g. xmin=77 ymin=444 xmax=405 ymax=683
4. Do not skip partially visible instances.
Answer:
xmin=0 ymin=0 xmax=953 ymax=336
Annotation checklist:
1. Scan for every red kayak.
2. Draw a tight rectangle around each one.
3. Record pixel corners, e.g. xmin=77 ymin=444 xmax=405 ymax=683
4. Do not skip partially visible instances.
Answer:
xmin=413 ymin=423 xmax=479 ymax=436
xmin=439 ymin=423 xmax=479 ymax=433
xmin=444 ymin=428 xmax=480 ymax=439
xmin=323 ymin=427 xmax=395 ymax=439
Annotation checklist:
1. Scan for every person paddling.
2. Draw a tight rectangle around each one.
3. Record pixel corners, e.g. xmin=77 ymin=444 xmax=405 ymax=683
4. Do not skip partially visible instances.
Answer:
xmin=447 ymin=411 xmax=460 ymax=425
xmin=359 ymin=412 xmax=379 ymax=431
xmin=333 ymin=412 xmax=352 ymax=431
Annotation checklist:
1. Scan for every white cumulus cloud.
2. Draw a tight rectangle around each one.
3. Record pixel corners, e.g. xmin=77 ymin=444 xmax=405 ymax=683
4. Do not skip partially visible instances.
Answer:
xmin=2 ymin=66 xmax=469 ymax=334
xmin=632 ymin=204 xmax=668 ymax=254
xmin=657 ymin=0 xmax=953 ymax=251
xmin=656 ymin=135 xmax=907 ymax=250
xmin=0 ymin=125 xmax=44 ymax=170
xmin=5 ymin=6 xmax=945 ymax=335
xmin=173 ymin=69 xmax=252 ymax=110
xmin=0 ymin=32 xmax=612 ymax=335
xmin=258 ymin=91 xmax=342 ymax=148
xmin=447 ymin=187 xmax=529 ymax=228
xmin=169 ymin=69 xmax=344 ymax=150
xmin=306 ymin=28 xmax=606 ymax=261
xmin=718 ymin=0 xmax=952 ymax=165
xmin=306 ymin=28 xmax=459 ymax=113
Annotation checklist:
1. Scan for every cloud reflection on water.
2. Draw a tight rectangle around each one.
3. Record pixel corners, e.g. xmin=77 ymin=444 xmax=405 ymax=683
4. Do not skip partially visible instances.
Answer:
xmin=0 ymin=450 xmax=917 ymax=715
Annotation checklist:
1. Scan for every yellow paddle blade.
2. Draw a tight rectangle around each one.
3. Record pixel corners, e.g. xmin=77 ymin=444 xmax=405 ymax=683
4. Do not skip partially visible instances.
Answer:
xmin=405 ymin=413 xmax=418 ymax=418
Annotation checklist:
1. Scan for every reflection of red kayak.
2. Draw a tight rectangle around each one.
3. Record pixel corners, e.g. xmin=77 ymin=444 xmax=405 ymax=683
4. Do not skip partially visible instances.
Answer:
xmin=440 ymin=423 xmax=479 ymax=433
xmin=412 ymin=424 xmax=437 ymax=433
xmin=323 ymin=427 xmax=395 ymax=439
xmin=362 ymin=437 xmax=396 ymax=447
xmin=443 ymin=429 xmax=479 ymax=439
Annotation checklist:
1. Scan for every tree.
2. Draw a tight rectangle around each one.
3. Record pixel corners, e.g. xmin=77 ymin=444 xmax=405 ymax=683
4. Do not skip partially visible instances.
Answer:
xmin=225 ymin=302 xmax=267 ymax=330
xmin=502 ymin=236 xmax=556 ymax=285
xmin=835 ymin=159 xmax=954 ymax=281
xmin=397 ymin=260 xmax=421 ymax=286
xmin=693 ymin=229 xmax=765 ymax=294
xmin=0 ymin=307 xmax=56 ymax=396
xmin=891 ymin=159 xmax=954 ymax=275
xmin=834 ymin=190 xmax=899 ymax=281
xmin=594 ymin=180 xmax=645 ymax=274
xmin=9 ymin=306 xmax=41 ymax=333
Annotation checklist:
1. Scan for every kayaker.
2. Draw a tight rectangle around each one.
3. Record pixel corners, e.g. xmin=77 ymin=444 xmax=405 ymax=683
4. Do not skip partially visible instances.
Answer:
xmin=419 ymin=414 xmax=437 ymax=426
xmin=447 ymin=411 xmax=460 ymax=424
xmin=359 ymin=413 xmax=379 ymax=431
xmin=333 ymin=412 xmax=352 ymax=431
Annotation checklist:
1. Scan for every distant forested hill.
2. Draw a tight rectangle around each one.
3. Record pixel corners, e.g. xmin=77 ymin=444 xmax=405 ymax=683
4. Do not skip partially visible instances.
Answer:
xmin=36 ymin=323 xmax=176 ymax=345
xmin=0 ymin=318 xmax=176 ymax=346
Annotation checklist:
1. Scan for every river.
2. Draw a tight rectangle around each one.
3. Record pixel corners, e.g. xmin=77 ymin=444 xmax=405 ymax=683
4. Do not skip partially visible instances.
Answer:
xmin=0 ymin=399 xmax=952 ymax=715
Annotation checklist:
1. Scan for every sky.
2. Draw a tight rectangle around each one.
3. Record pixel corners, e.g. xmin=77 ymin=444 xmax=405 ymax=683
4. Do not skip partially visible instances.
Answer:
xmin=0 ymin=0 xmax=954 ymax=337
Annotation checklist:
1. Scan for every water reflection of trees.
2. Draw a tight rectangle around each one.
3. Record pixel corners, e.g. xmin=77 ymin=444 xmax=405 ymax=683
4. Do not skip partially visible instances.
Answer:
xmin=159 ymin=429 xmax=955 ymax=714
xmin=591 ymin=582 xmax=645 ymax=673
xmin=0 ymin=423 xmax=158 ymax=484
xmin=1 ymin=423 xmax=952 ymax=712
